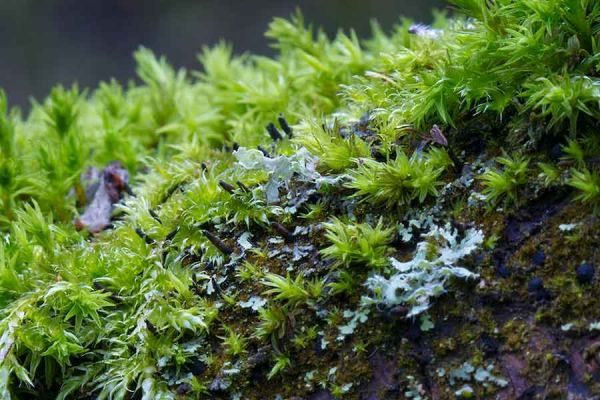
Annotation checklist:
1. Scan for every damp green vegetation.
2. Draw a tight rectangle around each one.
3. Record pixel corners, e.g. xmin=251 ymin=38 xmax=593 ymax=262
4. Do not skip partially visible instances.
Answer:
xmin=1 ymin=0 xmax=600 ymax=398
xmin=479 ymin=153 xmax=530 ymax=206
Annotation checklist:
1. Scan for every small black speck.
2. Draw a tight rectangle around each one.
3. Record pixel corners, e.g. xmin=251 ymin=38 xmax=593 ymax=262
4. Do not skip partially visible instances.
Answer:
xmin=201 ymin=229 xmax=234 ymax=256
xmin=205 ymin=260 xmax=217 ymax=271
xmin=237 ymin=181 xmax=250 ymax=193
xmin=102 ymin=223 xmax=115 ymax=231
xmin=406 ymin=319 xmax=422 ymax=342
xmin=528 ymin=277 xmax=551 ymax=300
xmin=496 ymin=263 xmax=511 ymax=278
xmin=187 ymin=358 xmax=207 ymax=376
xmin=277 ymin=115 xmax=293 ymax=138
xmin=218 ymin=180 xmax=236 ymax=194
xmin=314 ymin=334 xmax=326 ymax=357
xmin=480 ymin=334 xmax=499 ymax=355
xmin=164 ymin=227 xmax=179 ymax=242
xmin=576 ymin=263 xmax=594 ymax=284
xmin=148 ymin=209 xmax=162 ymax=224
xmin=176 ymin=383 xmax=192 ymax=395
xmin=388 ymin=305 xmax=408 ymax=318
xmin=257 ymin=145 xmax=271 ymax=157
xmin=145 ymin=319 xmax=158 ymax=335
xmin=528 ymin=277 xmax=544 ymax=292
xmin=531 ymin=250 xmax=545 ymax=266
xmin=123 ymin=182 xmax=136 ymax=197
xmin=549 ymin=143 xmax=564 ymax=161
xmin=270 ymin=221 xmax=294 ymax=242
xmin=135 ymin=228 xmax=155 ymax=245
xmin=266 ymin=122 xmax=283 ymax=141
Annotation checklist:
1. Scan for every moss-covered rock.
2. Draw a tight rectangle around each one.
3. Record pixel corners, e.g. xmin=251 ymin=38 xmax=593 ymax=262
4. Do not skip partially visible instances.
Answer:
xmin=1 ymin=1 xmax=600 ymax=399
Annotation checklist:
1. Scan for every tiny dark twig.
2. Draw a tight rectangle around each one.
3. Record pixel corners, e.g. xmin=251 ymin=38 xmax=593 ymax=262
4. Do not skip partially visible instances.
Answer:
xmin=92 ymin=281 xmax=123 ymax=303
xmin=271 ymin=221 xmax=294 ymax=242
xmin=145 ymin=319 xmax=158 ymax=335
xmin=257 ymin=146 xmax=271 ymax=158
xmin=266 ymin=122 xmax=283 ymax=141
xmin=237 ymin=181 xmax=250 ymax=193
xmin=210 ymin=276 xmax=222 ymax=296
xmin=196 ymin=221 xmax=212 ymax=230
xmin=191 ymin=274 xmax=203 ymax=295
xmin=201 ymin=229 xmax=234 ymax=256
xmin=160 ymin=181 xmax=186 ymax=204
xmin=165 ymin=227 xmax=180 ymax=242
xmin=181 ymin=247 xmax=203 ymax=267
xmin=123 ymin=183 xmax=136 ymax=197
xmin=219 ymin=180 xmax=236 ymax=194
xmin=149 ymin=209 xmax=162 ymax=224
xmin=278 ymin=115 xmax=293 ymax=138
xmin=135 ymin=228 xmax=156 ymax=245
xmin=161 ymin=249 xmax=169 ymax=266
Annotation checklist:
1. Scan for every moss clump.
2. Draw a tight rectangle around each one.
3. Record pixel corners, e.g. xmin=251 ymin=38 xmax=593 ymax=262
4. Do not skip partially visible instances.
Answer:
xmin=1 ymin=1 xmax=600 ymax=399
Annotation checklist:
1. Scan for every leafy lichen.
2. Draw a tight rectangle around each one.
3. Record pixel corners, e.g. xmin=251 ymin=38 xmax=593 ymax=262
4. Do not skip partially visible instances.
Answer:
xmin=366 ymin=223 xmax=483 ymax=317
xmin=0 ymin=1 xmax=600 ymax=398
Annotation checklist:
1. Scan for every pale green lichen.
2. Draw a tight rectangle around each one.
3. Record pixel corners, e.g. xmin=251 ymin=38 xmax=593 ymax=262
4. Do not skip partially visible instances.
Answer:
xmin=0 ymin=0 xmax=599 ymax=398
xmin=366 ymin=224 xmax=483 ymax=317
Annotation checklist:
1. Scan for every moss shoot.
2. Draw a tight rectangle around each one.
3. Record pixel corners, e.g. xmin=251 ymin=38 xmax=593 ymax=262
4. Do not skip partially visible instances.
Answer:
xmin=1 ymin=1 xmax=600 ymax=399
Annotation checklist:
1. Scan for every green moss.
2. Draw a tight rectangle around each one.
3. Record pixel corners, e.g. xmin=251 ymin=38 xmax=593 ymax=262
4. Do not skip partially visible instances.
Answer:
xmin=1 ymin=1 xmax=600 ymax=398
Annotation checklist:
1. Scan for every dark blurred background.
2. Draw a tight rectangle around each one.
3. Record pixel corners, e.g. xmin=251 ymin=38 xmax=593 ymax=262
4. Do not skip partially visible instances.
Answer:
xmin=0 ymin=0 xmax=445 ymax=110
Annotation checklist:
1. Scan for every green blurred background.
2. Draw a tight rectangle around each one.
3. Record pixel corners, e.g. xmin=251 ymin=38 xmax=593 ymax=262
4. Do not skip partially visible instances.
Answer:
xmin=0 ymin=0 xmax=445 ymax=109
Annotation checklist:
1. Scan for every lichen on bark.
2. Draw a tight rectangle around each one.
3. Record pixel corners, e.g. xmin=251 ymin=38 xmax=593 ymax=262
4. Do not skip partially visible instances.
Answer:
xmin=1 ymin=1 xmax=600 ymax=399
